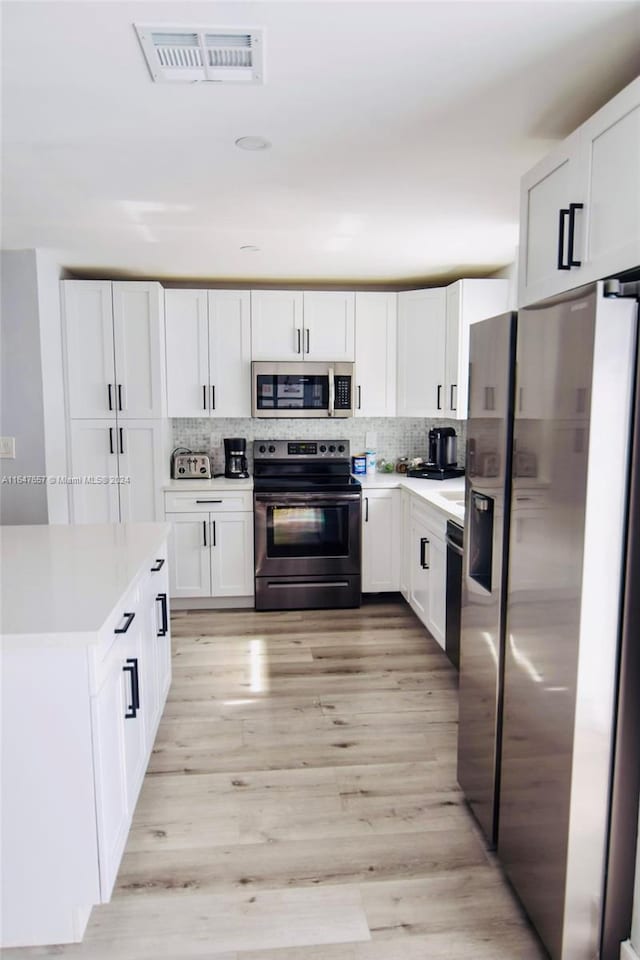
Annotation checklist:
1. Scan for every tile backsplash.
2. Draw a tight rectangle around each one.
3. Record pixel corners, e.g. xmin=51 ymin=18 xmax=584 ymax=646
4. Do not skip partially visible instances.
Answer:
xmin=172 ymin=418 xmax=467 ymax=474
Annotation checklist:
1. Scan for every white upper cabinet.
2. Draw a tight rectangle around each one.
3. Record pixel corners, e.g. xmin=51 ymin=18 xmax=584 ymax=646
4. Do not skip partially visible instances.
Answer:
xmin=208 ymin=291 xmax=251 ymax=417
xmin=62 ymin=281 xmax=165 ymax=420
xmin=251 ymin=291 xmax=304 ymax=360
xmin=165 ymin=290 xmax=209 ymax=416
xmin=354 ymin=292 xmax=397 ymax=417
xmin=62 ymin=282 xmax=116 ymax=419
xmin=165 ymin=289 xmax=251 ymax=418
xmin=445 ymin=279 xmax=509 ymax=420
xmin=302 ymin=292 xmax=355 ymax=361
xmin=518 ymin=77 xmax=640 ymax=307
xmin=251 ymin=290 xmax=354 ymax=361
xmin=112 ymin=283 xmax=165 ymax=419
xmin=397 ymin=288 xmax=446 ymax=417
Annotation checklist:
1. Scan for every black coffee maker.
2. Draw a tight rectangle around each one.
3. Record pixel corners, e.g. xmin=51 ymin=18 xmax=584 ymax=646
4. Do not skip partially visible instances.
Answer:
xmin=428 ymin=427 xmax=458 ymax=470
xmin=224 ymin=438 xmax=249 ymax=479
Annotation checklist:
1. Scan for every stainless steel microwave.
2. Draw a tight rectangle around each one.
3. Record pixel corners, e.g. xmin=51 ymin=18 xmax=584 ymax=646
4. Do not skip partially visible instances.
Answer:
xmin=251 ymin=361 xmax=355 ymax=418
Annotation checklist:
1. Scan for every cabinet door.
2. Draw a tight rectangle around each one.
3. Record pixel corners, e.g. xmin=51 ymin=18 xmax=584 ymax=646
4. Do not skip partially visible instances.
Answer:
xmin=399 ymin=489 xmax=410 ymax=600
xmin=165 ymin=290 xmax=210 ymax=417
xmin=362 ymin=489 xmax=401 ymax=592
xmin=91 ymin=654 xmax=129 ymax=901
xmin=210 ymin=512 xmax=254 ymax=597
xmin=303 ymin=292 xmax=355 ymax=361
xmin=408 ymin=515 xmax=430 ymax=627
xmin=167 ymin=514 xmax=212 ymax=598
xmin=117 ymin=420 xmax=166 ymax=523
xmin=251 ymin=291 xmax=303 ymax=360
xmin=62 ymin=281 xmax=116 ymax=419
xmin=68 ymin=419 xmax=120 ymax=523
xmin=426 ymin=531 xmax=446 ymax=649
xmin=112 ymin=282 xmax=165 ymax=419
xmin=120 ymin=623 xmax=147 ymax=814
xmin=517 ymin=132 xmax=585 ymax=307
xmin=209 ymin=290 xmax=252 ymax=417
xmin=582 ymin=83 xmax=640 ymax=283
xmin=397 ymin=288 xmax=446 ymax=417
xmin=445 ymin=283 xmax=461 ymax=418
xmin=355 ymin=293 xmax=397 ymax=417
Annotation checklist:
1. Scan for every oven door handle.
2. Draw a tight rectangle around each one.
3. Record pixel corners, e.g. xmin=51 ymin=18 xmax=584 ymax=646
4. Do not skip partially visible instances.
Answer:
xmin=255 ymin=493 xmax=361 ymax=505
xmin=328 ymin=367 xmax=335 ymax=418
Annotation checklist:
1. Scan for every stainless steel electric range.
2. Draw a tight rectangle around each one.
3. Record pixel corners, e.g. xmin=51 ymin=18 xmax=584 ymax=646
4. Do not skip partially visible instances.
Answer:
xmin=253 ymin=439 xmax=362 ymax=611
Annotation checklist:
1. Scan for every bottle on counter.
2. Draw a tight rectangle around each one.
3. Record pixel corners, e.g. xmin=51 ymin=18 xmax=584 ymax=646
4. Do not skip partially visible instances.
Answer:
xmin=365 ymin=450 xmax=377 ymax=474
xmin=395 ymin=457 xmax=409 ymax=474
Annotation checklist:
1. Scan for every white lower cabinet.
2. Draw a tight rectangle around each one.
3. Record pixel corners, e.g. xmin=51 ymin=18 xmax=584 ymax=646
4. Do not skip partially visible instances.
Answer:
xmin=406 ymin=496 xmax=447 ymax=649
xmin=165 ymin=490 xmax=254 ymax=600
xmin=362 ymin=488 xmax=401 ymax=592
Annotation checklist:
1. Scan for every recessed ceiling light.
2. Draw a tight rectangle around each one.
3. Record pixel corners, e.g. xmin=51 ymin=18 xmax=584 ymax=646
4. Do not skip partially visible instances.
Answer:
xmin=240 ymin=245 xmax=260 ymax=252
xmin=235 ymin=136 xmax=271 ymax=151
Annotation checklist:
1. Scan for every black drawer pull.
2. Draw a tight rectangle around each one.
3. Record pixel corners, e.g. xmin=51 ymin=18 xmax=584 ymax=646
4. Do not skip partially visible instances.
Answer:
xmin=115 ymin=611 xmax=135 ymax=634
xmin=156 ymin=593 xmax=168 ymax=636
xmin=196 ymin=499 xmax=223 ymax=504
xmin=150 ymin=558 xmax=165 ymax=572
xmin=123 ymin=658 xmax=140 ymax=718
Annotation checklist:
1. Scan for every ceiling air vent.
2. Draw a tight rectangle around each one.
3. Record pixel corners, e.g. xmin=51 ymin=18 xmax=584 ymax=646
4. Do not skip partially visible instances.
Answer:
xmin=134 ymin=24 xmax=264 ymax=84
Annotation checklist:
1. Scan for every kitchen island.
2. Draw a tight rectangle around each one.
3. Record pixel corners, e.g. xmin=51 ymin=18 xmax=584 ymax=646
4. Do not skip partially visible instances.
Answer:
xmin=1 ymin=522 xmax=171 ymax=948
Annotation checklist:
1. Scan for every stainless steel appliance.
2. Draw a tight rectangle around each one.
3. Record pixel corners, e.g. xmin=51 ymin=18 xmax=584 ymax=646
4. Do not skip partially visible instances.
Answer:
xmin=252 ymin=362 xmax=354 ymax=418
xmin=224 ymin=437 xmax=249 ymax=479
xmin=444 ymin=518 xmax=464 ymax=670
xmin=457 ymin=282 xmax=640 ymax=960
xmin=407 ymin=427 xmax=465 ymax=480
xmin=171 ymin=449 xmax=212 ymax=479
xmin=253 ymin=439 xmax=362 ymax=610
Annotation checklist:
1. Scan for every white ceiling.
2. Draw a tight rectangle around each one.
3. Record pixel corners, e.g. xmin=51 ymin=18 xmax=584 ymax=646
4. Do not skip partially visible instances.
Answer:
xmin=2 ymin=0 xmax=639 ymax=285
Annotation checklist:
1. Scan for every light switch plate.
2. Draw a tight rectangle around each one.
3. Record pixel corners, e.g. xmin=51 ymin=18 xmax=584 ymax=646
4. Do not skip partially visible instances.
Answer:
xmin=0 ymin=437 xmax=16 ymax=459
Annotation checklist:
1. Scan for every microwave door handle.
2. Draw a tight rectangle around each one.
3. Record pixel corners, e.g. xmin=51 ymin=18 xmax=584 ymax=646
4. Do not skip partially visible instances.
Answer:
xmin=328 ymin=367 xmax=335 ymax=417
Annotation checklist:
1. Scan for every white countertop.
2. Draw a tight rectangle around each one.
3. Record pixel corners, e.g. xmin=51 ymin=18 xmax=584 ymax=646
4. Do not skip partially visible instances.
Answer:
xmin=163 ymin=477 xmax=254 ymax=492
xmin=1 ymin=522 xmax=170 ymax=643
xmin=358 ymin=474 xmax=465 ymax=523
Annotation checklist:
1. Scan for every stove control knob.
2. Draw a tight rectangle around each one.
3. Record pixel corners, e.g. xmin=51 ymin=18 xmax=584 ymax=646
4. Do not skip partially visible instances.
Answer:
xmin=259 ymin=445 xmax=266 ymax=453
xmin=319 ymin=444 xmax=327 ymax=453
xmin=268 ymin=445 xmax=276 ymax=453
xmin=338 ymin=444 xmax=345 ymax=453
xmin=329 ymin=445 xmax=336 ymax=453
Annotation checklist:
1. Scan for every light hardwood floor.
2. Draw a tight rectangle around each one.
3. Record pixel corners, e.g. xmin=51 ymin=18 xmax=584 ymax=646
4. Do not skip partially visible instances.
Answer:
xmin=8 ymin=600 xmax=548 ymax=960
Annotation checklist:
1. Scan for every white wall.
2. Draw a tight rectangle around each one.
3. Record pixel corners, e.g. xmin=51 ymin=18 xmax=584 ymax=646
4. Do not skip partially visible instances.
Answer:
xmin=35 ymin=250 xmax=69 ymax=522
xmin=490 ymin=253 xmax=519 ymax=311
xmin=0 ymin=251 xmax=48 ymax=523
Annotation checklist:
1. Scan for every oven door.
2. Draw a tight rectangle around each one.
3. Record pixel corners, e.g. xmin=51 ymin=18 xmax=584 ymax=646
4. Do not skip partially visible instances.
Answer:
xmin=254 ymin=491 xmax=361 ymax=577
xmin=252 ymin=362 xmax=354 ymax=418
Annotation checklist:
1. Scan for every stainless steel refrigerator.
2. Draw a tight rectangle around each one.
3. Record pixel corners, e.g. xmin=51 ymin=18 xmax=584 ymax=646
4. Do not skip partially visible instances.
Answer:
xmin=457 ymin=281 xmax=640 ymax=960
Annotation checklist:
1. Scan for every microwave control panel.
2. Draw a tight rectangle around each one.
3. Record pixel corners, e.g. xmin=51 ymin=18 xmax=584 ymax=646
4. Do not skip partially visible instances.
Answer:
xmin=334 ymin=376 xmax=352 ymax=410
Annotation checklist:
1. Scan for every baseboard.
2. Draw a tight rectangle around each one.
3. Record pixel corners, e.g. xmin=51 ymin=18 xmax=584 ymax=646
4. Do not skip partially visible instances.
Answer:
xmin=621 ymin=940 xmax=640 ymax=960
xmin=171 ymin=596 xmax=255 ymax=611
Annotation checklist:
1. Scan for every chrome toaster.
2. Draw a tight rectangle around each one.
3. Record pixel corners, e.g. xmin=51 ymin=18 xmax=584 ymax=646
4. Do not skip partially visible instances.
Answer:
xmin=172 ymin=452 xmax=212 ymax=479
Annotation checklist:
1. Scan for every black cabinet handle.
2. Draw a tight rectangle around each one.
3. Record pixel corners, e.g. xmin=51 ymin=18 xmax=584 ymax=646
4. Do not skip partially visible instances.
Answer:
xmin=364 ymin=496 xmax=369 ymax=522
xmin=557 ymin=208 xmax=571 ymax=270
xmin=156 ymin=593 xmax=168 ymax=636
xmin=119 ymin=427 xmax=124 ymax=455
xmin=203 ymin=520 xmax=208 ymax=547
xmin=123 ymin=657 xmax=140 ymax=718
xmin=212 ymin=520 xmax=216 ymax=547
xmin=117 ymin=384 xmax=123 ymax=411
xmin=150 ymin=558 xmax=165 ymax=572
xmin=568 ymin=202 xmax=583 ymax=267
xmin=450 ymin=384 xmax=457 ymax=411
xmin=296 ymin=328 xmax=301 ymax=354
xmin=203 ymin=385 xmax=207 ymax=410
xmin=420 ymin=537 xmax=430 ymax=569
xmin=437 ymin=385 xmax=442 ymax=410
xmin=108 ymin=384 xmax=113 ymax=411
xmin=109 ymin=427 xmax=114 ymax=455
xmin=196 ymin=499 xmax=222 ymax=504
xmin=211 ymin=385 xmax=215 ymax=411
xmin=306 ymin=328 xmax=310 ymax=355
xmin=115 ymin=611 xmax=135 ymax=634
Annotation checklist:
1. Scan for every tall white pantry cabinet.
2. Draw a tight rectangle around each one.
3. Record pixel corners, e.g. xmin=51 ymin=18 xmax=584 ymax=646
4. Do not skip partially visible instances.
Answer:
xmin=61 ymin=281 xmax=169 ymax=523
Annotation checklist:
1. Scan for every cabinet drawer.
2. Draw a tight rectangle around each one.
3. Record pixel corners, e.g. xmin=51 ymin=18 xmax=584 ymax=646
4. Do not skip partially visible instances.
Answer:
xmin=164 ymin=490 xmax=253 ymax=513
